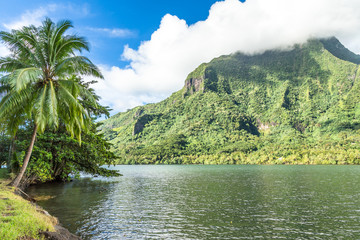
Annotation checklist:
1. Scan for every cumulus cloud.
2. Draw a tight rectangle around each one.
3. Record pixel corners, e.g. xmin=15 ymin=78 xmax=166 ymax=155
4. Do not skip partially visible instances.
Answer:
xmin=2 ymin=0 xmax=360 ymax=114
xmin=95 ymin=0 xmax=360 ymax=113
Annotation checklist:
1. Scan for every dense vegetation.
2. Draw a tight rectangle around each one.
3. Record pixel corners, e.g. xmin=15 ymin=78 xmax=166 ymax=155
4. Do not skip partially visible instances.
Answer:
xmin=0 ymin=86 xmax=119 ymax=186
xmin=0 ymin=78 xmax=120 ymax=185
xmin=0 ymin=19 xmax=119 ymax=187
xmin=100 ymin=38 xmax=360 ymax=165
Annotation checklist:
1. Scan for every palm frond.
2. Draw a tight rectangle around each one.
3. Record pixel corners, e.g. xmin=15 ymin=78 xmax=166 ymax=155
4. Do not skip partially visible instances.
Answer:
xmin=54 ymin=35 xmax=90 ymax=61
xmin=57 ymin=80 xmax=91 ymax=142
xmin=0 ymin=84 xmax=10 ymax=94
xmin=17 ymin=26 xmax=44 ymax=67
xmin=10 ymin=67 xmax=42 ymax=92
xmin=58 ymin=79 xmax=80 ymax=97
xmin=0 ymin=18 xmax=103 ymax=144
xmin=49 ymin=19 xmax=73 ymax=64
xmin=55 ymin=56 xmax=103 ymax=78
xmin=39 ymin=18 xmax=54 ymax=67
xmin=47 ymin=80 xmax=59 ymax=128
xmin=0 ymin=74 xmax=11 ymax=93
xmin=0 ymin=30 xmax=39 ymax=66
xmin=0 ymin=86 xmax=36 ymax=120
xmin=0 ymin=57 xmax=29 ymax=72
xmin=35 ymin=84 xmax=48 ymax=133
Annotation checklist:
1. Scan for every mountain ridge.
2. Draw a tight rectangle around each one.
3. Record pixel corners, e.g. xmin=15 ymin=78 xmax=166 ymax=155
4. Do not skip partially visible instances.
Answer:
xmin=100 ymin=37 xmax=360 ymax=164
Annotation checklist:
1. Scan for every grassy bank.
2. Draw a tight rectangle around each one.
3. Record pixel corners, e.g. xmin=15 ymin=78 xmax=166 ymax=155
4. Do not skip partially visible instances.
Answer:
xmin=0 ymin=168 xmax=56 ymax=240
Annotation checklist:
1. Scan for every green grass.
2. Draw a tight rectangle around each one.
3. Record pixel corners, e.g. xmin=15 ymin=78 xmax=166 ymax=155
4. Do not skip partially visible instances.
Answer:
xmin=0 ymin=169 xmax=56 ymax=240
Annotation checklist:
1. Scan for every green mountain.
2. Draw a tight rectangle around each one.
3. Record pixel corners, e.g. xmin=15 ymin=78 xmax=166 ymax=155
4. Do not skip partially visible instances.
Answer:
xmin=100 ymin=38 xmax=360 ymax=165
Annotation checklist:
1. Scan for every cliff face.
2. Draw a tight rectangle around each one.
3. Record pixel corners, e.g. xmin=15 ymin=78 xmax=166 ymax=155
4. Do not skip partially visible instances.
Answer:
xmin=185 ymin=76 xmax=204 ymax=94
xmin=100 ymin=38 xmax=360 ymax=164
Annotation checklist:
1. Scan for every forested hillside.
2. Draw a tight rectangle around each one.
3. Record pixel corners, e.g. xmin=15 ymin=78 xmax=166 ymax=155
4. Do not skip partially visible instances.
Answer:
xmin=100 ymin=38 xmax=360 ymax=164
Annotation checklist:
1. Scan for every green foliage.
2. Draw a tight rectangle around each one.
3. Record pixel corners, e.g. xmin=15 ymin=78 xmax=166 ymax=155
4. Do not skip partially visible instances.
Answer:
xmin=11 ymin=123 xmax=120 ymax=182
xmin=100 ymin=38 xmax=360 ymax=165
xmin=0 ymin=18 xmax=103 ymax=140
xmin=5 ymin=77 xmax=120 ymax=183
xmin=0 ymin=134 xmax=9 ymax=166
xmin=0 ymin=18 xmax=117 ymax=186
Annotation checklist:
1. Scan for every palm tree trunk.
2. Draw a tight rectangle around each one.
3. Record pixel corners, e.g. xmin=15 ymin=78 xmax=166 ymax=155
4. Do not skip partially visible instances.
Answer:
xmin=11 ymin=124 xmax=38 ymax=188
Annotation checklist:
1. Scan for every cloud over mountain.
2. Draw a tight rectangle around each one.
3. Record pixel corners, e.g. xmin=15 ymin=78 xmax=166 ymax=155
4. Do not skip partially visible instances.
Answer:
xmin=2 ymin=0 xmax=360 ymax=113
xmin=94 ymin=0 xmax=360 ymax=113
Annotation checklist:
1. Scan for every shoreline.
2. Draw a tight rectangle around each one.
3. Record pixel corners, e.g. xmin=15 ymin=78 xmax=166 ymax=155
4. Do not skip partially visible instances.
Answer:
xmin=0 ymin=170 xmax=81 ymax=240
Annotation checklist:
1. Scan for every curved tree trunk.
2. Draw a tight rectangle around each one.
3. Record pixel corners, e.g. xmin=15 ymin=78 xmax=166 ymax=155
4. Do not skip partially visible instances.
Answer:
xmin=11 ymin=124 xmax=38 ymax=188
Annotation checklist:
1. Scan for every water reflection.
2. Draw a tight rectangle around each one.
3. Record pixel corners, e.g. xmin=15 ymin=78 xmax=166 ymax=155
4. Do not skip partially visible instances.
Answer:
xmin=27 ymin=165 xmax=360 ymax=239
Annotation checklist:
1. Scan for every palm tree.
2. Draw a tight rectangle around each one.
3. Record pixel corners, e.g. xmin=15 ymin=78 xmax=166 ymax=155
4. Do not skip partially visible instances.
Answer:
xmin=0 ymin=18 xmax=103 ymax=188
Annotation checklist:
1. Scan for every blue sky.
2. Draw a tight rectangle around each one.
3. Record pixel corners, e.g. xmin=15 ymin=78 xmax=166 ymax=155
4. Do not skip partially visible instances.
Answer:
xmin=0 ymin=0 xmax=360 ymax=114
xmin=0 ymin=0 xmax=221 ymax=67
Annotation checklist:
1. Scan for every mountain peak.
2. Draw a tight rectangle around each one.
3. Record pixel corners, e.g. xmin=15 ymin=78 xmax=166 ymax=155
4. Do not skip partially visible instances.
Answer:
xmin=101 ymin=38 xmax=360 ymax=165
xmin=320 ymin=37 xmax=360 ymax=64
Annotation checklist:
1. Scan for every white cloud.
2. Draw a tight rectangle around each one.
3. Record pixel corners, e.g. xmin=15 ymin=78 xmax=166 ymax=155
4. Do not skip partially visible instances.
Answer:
xmin=95 ymin=0 xmax=360 ymax=113
xmin=4 ymin=0 xmax=360 ymax=114
xmin=87 ymin=27 xmax=136 ymax=38
xmin=2 ymin=3 xmax=90 ymax=31
xmin=3 ymin=4 xmax=58 ymax=30
xmin=0 ymin=3 xmax=93 ymax=58
xmin=95 ymin=0 xmax=360 ymax=111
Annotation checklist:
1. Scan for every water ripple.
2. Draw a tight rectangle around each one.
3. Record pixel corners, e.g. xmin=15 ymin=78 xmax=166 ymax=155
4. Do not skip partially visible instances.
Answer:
xmin=28 ymin=165 xmax=360 ymax=239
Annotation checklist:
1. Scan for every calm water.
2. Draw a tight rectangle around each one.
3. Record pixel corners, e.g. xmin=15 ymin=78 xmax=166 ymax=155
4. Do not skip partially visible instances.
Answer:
xmin=27 ymin=165 xmax=360 ymax=239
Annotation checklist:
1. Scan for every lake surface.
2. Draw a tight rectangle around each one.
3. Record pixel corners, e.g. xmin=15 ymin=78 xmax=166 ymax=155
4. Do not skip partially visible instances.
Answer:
xmin=27 ymin=165 xmax=360 ymax=239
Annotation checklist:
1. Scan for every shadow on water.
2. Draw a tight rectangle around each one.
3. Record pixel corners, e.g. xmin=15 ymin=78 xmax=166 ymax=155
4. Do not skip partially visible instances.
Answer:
xmin=27 ymin=177 xmax=119 ymax=235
